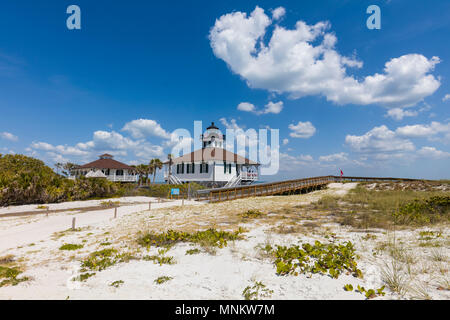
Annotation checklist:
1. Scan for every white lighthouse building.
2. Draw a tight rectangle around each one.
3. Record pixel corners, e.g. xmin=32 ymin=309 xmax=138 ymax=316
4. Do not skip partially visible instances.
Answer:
xmin=163 ymin=122 xmax=260 ymax=188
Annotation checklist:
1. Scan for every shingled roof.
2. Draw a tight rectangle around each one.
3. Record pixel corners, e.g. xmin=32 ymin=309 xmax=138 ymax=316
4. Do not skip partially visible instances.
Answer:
xmin=79 ymin=155 xmax=134 ymax=170
xmin=165 ymin=148 xmax=259 ymax=165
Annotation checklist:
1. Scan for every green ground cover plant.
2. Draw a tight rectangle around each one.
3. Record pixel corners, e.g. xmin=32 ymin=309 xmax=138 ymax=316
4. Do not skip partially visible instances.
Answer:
xmin=144 ymin=248 xmax=175 ymax=265
xmin=185 ymin=248 xmax=201 ymax=255
xmin=138 ymin=228 xmax=245 ymax=249
xmin=80 ymin=248 xmax=135 ymax=272
xmin=241 ymin=209 xmax=265 ymax=219
xmin=110 ymin=280 xmax=124 ymax=288
xmin=0 ymin=265 xmax=29 ymax=287
xmin=242 ymin=281 xmax=274 ymax=300
xmin=154 ymin=276 xmax=172 ymax=284
xmin=59 ymin=243 xmax=84 ymax=251
xmin=267 ymin=240 xmax=363 ymax=279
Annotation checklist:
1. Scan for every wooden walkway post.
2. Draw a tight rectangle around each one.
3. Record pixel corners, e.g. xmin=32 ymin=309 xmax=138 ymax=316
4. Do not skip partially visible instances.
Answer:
xmin=149 ymin=202 xmax=151 ymax=210
xmin=114 ymin=207 xmax=117 ymax=219
xmin=72 ymin=217 xmax=76 ymax=230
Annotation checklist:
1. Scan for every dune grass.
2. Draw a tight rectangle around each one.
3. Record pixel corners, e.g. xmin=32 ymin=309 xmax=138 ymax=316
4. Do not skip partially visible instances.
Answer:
xmin=312 ymin=184 xmax=449 ymax=229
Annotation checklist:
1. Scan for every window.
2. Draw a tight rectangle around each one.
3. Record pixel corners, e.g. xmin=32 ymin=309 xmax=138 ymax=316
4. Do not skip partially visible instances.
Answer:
xmin=224 ymin=161 xmax=227 ymax=174
xmin=116 ymin=170 xmax=123 ymax=176
xmin=186 ymin=163 xmax=195 ymax=174
xmin=229 ymin=163 xmax=232 ymax=174
xmin=177 ymin=164 xmax=180 ymax=174
xmin=181 ymin=163 xmax=184 ymax=174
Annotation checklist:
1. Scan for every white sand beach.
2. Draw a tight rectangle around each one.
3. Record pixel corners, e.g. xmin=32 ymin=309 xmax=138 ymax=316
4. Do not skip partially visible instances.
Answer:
xmin=0 ymin=183 xmax=448 ymax=300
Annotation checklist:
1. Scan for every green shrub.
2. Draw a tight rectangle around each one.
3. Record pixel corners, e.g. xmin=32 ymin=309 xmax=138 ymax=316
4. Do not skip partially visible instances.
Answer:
xmin=394 ymin=196 xmax=449 ymax=225
xmin=136 ymin=183 xmax=205 ymax=198
xmin=0 ymin=154 xmax=127 ymax=206
xmin=59 ymin=243 xmax=84 ymax=251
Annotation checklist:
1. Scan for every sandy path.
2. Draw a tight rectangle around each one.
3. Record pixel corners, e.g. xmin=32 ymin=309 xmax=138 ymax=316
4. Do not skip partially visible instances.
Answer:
xmin=0 ymin=197 xmax=202 ymax=253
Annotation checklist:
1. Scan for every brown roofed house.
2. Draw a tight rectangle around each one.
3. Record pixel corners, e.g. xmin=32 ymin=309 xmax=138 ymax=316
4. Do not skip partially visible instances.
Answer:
xmin=71 ymin=154 xmax=137 ymax=182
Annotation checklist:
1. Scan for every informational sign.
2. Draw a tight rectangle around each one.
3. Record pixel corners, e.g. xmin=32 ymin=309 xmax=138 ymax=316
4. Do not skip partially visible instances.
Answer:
xmin=171 ymin=188 xmax=180 ymax=195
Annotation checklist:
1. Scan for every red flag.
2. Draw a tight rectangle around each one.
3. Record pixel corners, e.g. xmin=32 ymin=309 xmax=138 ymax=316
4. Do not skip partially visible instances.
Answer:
xmin=340 ymin=169 xmax=343 ymax=177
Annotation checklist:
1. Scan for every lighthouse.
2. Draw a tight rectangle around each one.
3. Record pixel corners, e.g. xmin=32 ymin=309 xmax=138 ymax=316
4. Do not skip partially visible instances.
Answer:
xmin=163 ymin=122 xmax=260 ymax=188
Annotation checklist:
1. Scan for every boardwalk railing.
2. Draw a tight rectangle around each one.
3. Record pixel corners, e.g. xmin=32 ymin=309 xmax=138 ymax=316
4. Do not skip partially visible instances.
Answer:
xmin=195 ymin=175 xmax=430 ymax=203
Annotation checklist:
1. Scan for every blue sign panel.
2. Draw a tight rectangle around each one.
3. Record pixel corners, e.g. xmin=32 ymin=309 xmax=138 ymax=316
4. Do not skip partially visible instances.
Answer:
xmin=171 ymin=188 xmax=180 ymax=195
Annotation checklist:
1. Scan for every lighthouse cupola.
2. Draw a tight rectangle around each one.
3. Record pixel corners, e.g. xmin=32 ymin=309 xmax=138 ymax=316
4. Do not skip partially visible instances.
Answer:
xmin=201 ymin=122 xmax=225 ymax=148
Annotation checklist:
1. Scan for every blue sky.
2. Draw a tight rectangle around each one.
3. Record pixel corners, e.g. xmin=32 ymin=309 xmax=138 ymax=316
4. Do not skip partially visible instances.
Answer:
xmin=0 ymin=0 xmax=449 ymax=181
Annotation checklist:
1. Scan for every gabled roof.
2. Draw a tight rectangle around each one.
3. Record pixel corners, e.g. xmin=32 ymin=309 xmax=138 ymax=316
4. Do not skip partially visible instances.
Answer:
xmin=165 ymin=148 xmax=259 ymax=165
xmin=85 ymin=170 xmax=107 ymax=178
xmin=100 ymin=153 xmax=113 ymax=158
xmin=79 ymin=157 xmax=134 ymax=170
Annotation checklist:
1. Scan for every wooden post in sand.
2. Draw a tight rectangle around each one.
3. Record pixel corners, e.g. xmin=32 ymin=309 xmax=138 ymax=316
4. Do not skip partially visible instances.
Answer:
xmin=187 ymin=183 xmax=191 ymax=201
xmin=46 ymin=207 xmax=49 ymax=217
xmin=114 ymin=207 xmax=117 ymax=219
xmin=72 ymin=217 xmax=76 ymax=230
xmin=149 ymin=202 xmax=151 ymax=210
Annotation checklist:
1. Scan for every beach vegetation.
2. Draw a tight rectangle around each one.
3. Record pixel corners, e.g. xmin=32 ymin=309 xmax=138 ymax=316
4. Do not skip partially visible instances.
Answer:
xmin=110 ymin=280 xmax=124 ymax=288
xmin=59 ymin=243 xmax=84 ymax=251
xmin=137 ymin=228 xmax=245 ymax=249
xmin=154 ymin=276 xmax=172 ymax=284
xmin=242 ymin=281 xmax=273 ymax=300
xmin=0 ymin=265 xmax=29 ymax=287
xmin=268 ymin=240 xmax=363 ymax=279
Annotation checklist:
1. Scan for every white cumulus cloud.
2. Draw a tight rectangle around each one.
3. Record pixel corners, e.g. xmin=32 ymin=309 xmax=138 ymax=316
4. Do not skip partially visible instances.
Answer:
xmin=209 ymin=7 xmax=440 ymax=108
xmin=418 ymin=146 xmax=450 ymax=159
xmin=122 ymin=119 xmax=170 ymax=139
xmin=288 ymin=121 xmax=316 ymax=138
xmin=0 ymin=132 xmax=18 ymax=142
xmin=237 ymin=101 xmax=283 ymax=114
xmin=319 ymin=152 xmax=348 ymax=162
xmin=263 ymin=101 xmax=283 ymax=114
xmin=237 ymin=102 xmax=256 ymax=112
xmin=272 ymin=7 xmax=286 ymax=20
xmin=345 ymin=125 xmax=415 ymax=154
xmin=395 ymin=121 xmax=450 ymax=138
xmin=386 ymin=108 xmax=418 ymax=121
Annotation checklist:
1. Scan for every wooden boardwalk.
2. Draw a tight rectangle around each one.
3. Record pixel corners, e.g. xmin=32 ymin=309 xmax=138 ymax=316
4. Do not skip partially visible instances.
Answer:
xmin=194 ymin=175 xmax=429 ymax=203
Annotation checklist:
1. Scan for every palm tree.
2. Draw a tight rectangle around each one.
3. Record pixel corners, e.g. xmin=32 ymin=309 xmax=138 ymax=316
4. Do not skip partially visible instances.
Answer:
xmin=63 ymin=162 xmax=79 ymax=177
xmin=55 ymin=162 xmax=63 ymax=175
xmin=149 ymin=158 xmax=163 ymax=184
xmin=132 ymin=164 xmax=149 ymax=185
